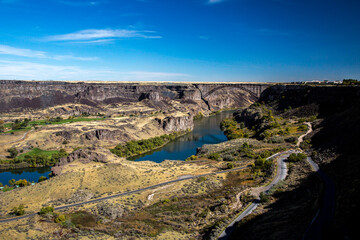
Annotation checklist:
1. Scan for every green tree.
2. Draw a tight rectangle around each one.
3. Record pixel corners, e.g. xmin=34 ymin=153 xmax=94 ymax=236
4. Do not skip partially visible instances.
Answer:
xmin=8 ymin=179 xmax=16 ymax=186
xmin=15 ymin=179 xmax=30 ymax=187
xmin=259 ymin=192 xmax=270 ymax=203
xmin=38 ymin=176 xmax=47 ymax=182
xmin=7 ymin=147 xmax=18 ymax=158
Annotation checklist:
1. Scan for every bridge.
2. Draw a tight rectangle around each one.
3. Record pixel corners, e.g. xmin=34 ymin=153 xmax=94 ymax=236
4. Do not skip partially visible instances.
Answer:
xmin=198 ymin=83 xmax=271 ymax=100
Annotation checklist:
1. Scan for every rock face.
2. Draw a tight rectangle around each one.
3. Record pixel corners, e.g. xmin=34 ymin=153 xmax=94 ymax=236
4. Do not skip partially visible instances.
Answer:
xmin=57 ymin=147 xmax=110 ymax=166
xmin=0 ymin=80 xmax=271 ymax=113
xmin=158 ymin=115 xmax=194 ymax=133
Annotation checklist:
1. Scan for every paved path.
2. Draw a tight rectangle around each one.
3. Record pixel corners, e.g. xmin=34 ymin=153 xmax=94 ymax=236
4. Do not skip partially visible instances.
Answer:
xmin=0 ymin=166 xmax=249 ymax=223
xmin=218 ymin=150 xmax=297 ymax=240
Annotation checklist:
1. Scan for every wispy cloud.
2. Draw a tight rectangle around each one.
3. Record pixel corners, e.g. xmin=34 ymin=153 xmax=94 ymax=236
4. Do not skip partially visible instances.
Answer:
xmin=0 ymin=44 xmax=97 ymax=61
xmin=0 ymin=45 xmax=47 ymax=58
xmin=0 ymin=60 xmax=190 ymax=81
xmin=43 ymin=29 xmax=162 ymax=43
xmin=207 ymin=0 xmax=226 ymax=4
xmin=199 ymin=36 xmax=209 ymax=40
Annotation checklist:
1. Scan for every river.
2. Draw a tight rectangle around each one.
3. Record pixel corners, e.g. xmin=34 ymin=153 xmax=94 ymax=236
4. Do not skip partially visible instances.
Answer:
xmin=130 ymin=111 xmax=234 ymax=162
xmin=0 ymin=167 xmax=51 ymax=186
xmin=0 ymin=111 xmax=234 ymax=185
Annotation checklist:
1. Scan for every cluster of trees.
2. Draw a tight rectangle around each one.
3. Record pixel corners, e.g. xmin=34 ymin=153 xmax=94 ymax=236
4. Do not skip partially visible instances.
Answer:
xmin=8 ymin=179 xmax=31 ymax=187
xmin=11 ymin=118 xmax=30 ymax=130
xmin=44 ymin=116 xmax=63 ymax=124
xmin=252 ymin=156 xmax=274 ymax=178
xmin=6 ymin=147 xmax=68 ymax=167
xmin=220 ymin=118 xmax=249 ymax=139
xmin=111 ymin=133 xmax=181 ymax=158
xmin=287 ymin=153 xmax=307 ymax=162
xmin=20 ymin=149 xmax=68 ymax=167
xmin=343 ymin=79 xmax=359 ymax=85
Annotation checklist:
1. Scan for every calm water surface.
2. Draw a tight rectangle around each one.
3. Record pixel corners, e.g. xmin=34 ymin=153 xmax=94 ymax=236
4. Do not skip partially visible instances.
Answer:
xmin=130 ymin=111 xmax=234 ymax=162
xmin=0 ymin=167 xmax=51 ymax=186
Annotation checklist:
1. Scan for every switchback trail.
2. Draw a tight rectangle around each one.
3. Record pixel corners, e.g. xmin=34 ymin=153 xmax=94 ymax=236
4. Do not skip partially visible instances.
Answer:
xmin=0 ymin=166 xmax=249 ymax=223
xmin=218 ymin=150 xmax=297 ymax=240
xmin=218 ymin=122 xmax=314 ymax=240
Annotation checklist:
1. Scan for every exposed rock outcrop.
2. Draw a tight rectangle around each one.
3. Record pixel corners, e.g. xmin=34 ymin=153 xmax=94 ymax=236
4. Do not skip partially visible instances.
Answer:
xmin=157 ymin=115 xmax=194 ymax=133
xmin=52 ymin=147 xmax=111 ymax=175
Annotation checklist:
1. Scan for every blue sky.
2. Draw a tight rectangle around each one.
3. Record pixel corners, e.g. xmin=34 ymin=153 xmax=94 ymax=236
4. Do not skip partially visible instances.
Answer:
xmin=0 ymin=0 xmax=359 ymax=82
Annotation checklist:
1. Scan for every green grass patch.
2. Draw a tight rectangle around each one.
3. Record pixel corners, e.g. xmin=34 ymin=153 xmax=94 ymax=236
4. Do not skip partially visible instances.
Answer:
xmin=16 ymin=148 xmax=59 ymax=162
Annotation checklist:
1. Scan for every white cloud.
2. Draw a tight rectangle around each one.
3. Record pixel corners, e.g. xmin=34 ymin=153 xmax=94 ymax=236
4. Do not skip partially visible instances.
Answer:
xmin=0 ymin=45 xmax=46 ymax=58
xmin=0 ymin=44 xmax=97 ymax=61
xmin=0 ymin=60 xmax=190 ymax=81
xmin=43 ymin=29 xmax=162 ymax=42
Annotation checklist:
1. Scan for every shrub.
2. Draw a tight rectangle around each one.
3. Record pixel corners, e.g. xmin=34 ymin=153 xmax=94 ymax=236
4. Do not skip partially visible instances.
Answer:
xmin=55 ymin=214 xmax=66 ymax=223
xmin=297 ymin=124 xmax=308 ymax=131
xmin=268 ymin=136 xmax=284 ymax=143
xmin=259 ymin=192 xmax=270 ymax=203
xmin=38 ymin=176 xmax=47 ymax=182
xmin=40 ymin=206 xmax=54 ymax=215
xmin=197 ymin=176 xmax=207 ymax=182
xmin=227 ymin=162 xmax=235 ymax=169
xmin=223 ymin=155 xmax=235 ymax=161
xmin=7 ymin=147 xmax=18 ymax=158
xmin=285 ymin=136 xmax=297 ymax=143
xmin=11 ymin=204 xmax=25 ymax=216
xmin=161 ymin=199 xmax=170 ymax=204
xmin=185 ymin=155 xmax=197 ymax=161
xmin=208 ymin=153 xmax=220 ymax=161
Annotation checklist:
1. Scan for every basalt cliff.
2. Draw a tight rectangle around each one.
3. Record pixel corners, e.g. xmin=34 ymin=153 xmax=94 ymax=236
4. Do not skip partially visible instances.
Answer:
xmin=0 ymin=80 xmax=270 ymax=115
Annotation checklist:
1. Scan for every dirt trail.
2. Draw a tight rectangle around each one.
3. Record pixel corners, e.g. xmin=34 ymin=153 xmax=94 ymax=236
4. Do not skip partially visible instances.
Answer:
xmin=0 ymin=130 xmax=33 ymax=147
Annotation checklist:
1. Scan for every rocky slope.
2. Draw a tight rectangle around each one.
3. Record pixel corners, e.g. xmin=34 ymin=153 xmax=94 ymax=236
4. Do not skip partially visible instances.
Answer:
xmin=232 ymin=84 xmax=360 ymax=240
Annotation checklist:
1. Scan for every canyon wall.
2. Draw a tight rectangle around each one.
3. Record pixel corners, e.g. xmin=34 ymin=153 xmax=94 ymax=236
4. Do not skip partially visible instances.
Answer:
xmin=0 ymin=80 xmax=271 ymax=114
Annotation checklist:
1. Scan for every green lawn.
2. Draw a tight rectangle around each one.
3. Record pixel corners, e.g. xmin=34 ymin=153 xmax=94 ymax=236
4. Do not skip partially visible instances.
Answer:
xmin=16 ymin=148 xmax=60 ymax=161
xmin=29 ymin=117 xmax=106 ymax=126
